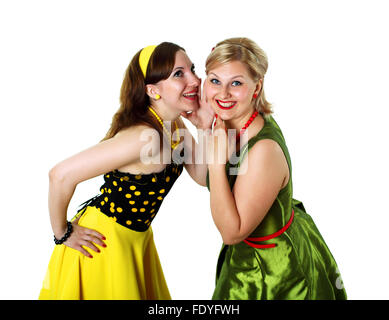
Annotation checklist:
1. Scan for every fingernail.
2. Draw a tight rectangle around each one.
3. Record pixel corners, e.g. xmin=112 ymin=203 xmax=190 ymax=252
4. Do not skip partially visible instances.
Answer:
xmin=89 ymin=255 xmax=93 ymax=258
xmin=102 ymin=244 xmax=107 ymax=248
xmin=102 ymin=237 xmax=106 ymax=240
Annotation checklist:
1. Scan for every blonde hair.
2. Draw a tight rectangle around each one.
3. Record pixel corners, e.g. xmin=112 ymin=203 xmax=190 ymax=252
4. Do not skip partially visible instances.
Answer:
xmin=205 ymin=37 xmax=272 ymax=115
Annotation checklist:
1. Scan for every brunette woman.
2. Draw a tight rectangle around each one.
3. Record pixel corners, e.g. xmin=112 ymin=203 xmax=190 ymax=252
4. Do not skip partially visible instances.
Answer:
xmin=39 ymin=42 xmax=213 ymax=299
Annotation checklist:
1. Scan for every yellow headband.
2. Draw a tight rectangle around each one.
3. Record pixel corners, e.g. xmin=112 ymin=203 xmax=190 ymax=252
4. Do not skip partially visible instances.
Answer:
xmin=139 ymin=45 xmax=157 ymax=78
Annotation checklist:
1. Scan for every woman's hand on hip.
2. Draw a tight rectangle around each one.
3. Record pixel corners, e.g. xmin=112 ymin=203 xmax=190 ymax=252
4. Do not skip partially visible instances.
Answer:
xmin=63 ymin=218 xmax=107 ymax=258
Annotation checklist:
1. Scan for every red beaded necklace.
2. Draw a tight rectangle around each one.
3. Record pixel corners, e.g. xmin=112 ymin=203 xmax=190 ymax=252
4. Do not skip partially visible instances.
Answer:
xmin=237 ymin=110 xmax=259 ymax=140
xmin=213 ymin=110 xmax=259 ymax=140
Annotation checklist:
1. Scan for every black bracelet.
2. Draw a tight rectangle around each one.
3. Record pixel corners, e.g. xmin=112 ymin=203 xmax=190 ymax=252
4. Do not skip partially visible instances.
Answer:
xmin=54 ymin=221 xmax=73 ymax=245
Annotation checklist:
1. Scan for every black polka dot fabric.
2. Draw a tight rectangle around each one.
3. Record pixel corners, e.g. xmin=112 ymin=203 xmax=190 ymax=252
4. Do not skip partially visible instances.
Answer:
xmin=78 ymin=162 xmax=183 ymax=232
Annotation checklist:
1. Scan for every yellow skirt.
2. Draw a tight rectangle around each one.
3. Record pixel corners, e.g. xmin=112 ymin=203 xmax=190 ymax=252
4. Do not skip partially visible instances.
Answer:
xmin=39 ymin=206 xmax=171 ymax=300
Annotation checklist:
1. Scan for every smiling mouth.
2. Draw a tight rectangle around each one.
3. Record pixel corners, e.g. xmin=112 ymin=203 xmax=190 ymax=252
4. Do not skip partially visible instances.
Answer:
xmin=183 ymin=90 xmax=198 ymax=101
xmin=216 ymin=99 xmax=237 ymax=110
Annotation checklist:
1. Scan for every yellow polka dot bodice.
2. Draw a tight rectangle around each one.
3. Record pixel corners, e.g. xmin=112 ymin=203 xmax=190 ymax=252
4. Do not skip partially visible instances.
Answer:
xmin=78 ymin=162 xmax=183 ymax=232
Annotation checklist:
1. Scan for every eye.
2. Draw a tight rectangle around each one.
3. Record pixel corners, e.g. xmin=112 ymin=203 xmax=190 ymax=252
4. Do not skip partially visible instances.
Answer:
xmin=210 ymin=78 xmax=220 ymax=85
xmin=173 ymin=70 xmax=183 ymax=77
xmin=231 ymin=80 xmax=242 ymax=86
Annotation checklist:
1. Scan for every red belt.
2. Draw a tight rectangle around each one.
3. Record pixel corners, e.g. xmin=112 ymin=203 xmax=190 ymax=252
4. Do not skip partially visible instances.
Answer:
xmin=243 ymin=209 xmax=294 ymax=249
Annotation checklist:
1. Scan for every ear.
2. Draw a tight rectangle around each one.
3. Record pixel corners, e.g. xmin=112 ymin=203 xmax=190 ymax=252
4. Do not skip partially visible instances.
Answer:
xmin=254 ymin=79 xmax=263 ymax=96
xmin=145 ymin=84 xmax=160 ymax=100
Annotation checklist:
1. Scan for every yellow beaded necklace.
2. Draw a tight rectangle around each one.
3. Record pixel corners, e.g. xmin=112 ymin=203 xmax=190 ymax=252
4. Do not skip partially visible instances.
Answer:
xmin=148 ymin=106 xmax=180 ymax=149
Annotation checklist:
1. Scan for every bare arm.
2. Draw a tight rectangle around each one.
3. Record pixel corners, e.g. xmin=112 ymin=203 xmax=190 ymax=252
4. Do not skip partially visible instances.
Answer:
xmin=48 ymin=125 xmax=157 ymax=256
xmin=180 ymin=82 xmax=214 ymax=186
xmin=179 ymin=119 xmax=210 ymax=186
xmin=209 ymin=139 xmax=289 ymax=245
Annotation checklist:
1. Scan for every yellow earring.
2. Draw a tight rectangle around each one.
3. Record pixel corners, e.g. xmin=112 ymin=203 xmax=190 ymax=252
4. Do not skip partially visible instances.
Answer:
xmin=155 ymin=94 xmax=161 ymax=100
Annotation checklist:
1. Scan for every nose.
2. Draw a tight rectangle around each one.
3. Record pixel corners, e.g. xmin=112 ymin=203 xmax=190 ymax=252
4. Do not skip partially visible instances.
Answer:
xmin=219 ymin=85 xmax=231 ymax=99
xmin=188 ymin=72 xmax=200 ymax=87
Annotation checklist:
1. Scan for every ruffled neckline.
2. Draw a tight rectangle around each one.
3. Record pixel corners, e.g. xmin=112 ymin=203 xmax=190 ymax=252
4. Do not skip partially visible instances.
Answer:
xmin=112 ymin=162 xmax=176 ymax=177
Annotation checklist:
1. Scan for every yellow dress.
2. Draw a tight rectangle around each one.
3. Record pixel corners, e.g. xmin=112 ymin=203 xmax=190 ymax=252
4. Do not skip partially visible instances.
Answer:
xmin=39 ymin=162 xmax=183 ymax=300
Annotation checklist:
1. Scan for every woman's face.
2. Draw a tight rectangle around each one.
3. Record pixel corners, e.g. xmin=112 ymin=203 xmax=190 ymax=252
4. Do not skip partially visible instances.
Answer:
xmin=156 ymin=50 xmax=200 ymax=113
xmin=205 ymin=60 xmax=260 ymax=121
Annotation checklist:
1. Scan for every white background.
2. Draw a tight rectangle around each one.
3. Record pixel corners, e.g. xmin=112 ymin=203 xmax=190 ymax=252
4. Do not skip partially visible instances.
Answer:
xmin=1 ymin=0 xmax=388 ymax=300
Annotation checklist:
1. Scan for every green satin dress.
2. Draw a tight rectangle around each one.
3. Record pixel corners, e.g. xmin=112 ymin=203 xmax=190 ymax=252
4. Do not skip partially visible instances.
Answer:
xmin=206 ymin=115 xmax=347 ymax=300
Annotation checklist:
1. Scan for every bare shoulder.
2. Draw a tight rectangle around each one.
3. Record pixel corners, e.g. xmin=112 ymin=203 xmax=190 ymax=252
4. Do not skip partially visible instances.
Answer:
xmin=114 ymin=124 xmax=157 ymax=139
xmin=236 ymin=138 xmax=288 ymax=184
xmin=247 ymin=138 xmax=285 ymax=163
xmin=113 ymin=124 xmax=160 ymax=148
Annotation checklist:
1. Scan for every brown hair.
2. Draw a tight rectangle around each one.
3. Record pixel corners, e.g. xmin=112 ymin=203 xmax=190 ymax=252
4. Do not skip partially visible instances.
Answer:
xmin=205 ymin=37 xmax=272 ymax=115
xmin=102 ymin=42 xmax=185 ymax=141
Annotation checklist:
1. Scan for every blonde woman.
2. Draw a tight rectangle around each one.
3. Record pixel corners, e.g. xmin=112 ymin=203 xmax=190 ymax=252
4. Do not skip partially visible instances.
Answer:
xmin=204 ymin=37 xmax=347 ymax=299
